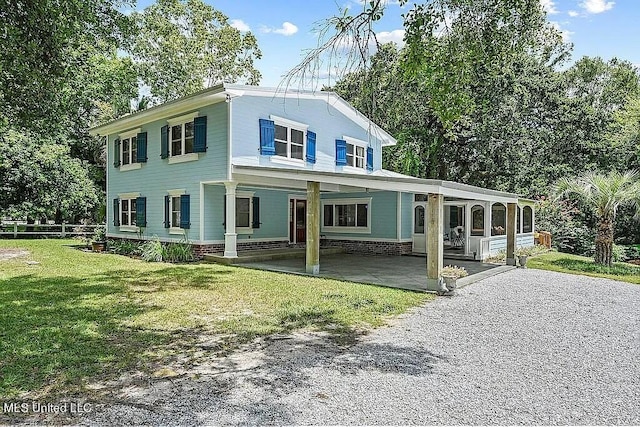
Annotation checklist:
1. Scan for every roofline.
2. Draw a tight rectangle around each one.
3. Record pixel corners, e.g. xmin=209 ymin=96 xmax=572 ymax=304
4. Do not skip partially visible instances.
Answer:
xmin=89 ymin=84 xmax=398 ymax=147
xmin=225 ymin=84 xmax=397 ymax=146
xmin=90 ymin=84 xmax=227 ymax=136
xmin=232 ymin=165 xmax=522 ymax=202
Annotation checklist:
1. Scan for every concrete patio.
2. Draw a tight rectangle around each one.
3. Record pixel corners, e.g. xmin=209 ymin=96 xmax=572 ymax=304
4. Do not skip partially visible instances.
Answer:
xmin=237 ymin=253 xmax=511 ymax=291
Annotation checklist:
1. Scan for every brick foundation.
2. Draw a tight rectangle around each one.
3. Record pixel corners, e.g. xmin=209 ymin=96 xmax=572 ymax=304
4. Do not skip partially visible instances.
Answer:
xmin=192 ymin=240 xmax=291 ymax=258
xmin=110 ymin=236 xmax=413 ymax=258
xmin=321 ymin=239 xmax=413 ymax=256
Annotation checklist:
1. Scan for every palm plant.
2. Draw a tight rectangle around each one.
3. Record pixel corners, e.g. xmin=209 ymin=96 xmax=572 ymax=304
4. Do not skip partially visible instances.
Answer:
xmin=554 ymin=171 xmax=640 ymax=267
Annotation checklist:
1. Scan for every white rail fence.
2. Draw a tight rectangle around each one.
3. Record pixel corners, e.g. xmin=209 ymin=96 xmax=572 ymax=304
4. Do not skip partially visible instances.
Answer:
xmin=0 ymin=222 xmax=104 ymax=238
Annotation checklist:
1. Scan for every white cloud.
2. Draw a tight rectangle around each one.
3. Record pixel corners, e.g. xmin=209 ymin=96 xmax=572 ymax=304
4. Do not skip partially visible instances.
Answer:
xmin=230 ymin=19 xmax=251 ymax=32
xmin=550 ymin=21 xmax=574 ymax=42
xmin=568 ymin=10 xmax=579 ymax=17
xmin=376 ymin=29 xmax=405 ymax=46
xmin=540 ymin=0 xmax=559 ymax=14
xmin=580 ymin=0 xmax=615 ymax=14
xmin=262 ymin=22 xmax=299 ymax=36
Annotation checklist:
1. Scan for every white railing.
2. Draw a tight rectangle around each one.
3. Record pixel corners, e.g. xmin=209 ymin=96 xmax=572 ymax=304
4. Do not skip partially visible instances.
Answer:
xmin=0 ymin=222 xmax=103 ymax=238
xmin=476 ymin=233 xmax=535 ymax=260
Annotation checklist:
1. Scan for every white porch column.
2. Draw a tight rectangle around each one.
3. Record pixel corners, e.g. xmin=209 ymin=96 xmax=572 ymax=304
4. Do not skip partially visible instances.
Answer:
xmin=519 ymin=205 xmax=524 ymax=234
xmin=306 ymin=181 xmax=320 ymax=275
xmin=224 ymin=181 xmax=238 ymax=258
xmin=484 ymin=201 xmax=492 ymax=237
xmin=426 ymin=193 xmax=444 ymax=291
xmin=464 ymin=202 xmax=472 ymax=255
xmin=506 ymin=202 xmax=517 ymax=266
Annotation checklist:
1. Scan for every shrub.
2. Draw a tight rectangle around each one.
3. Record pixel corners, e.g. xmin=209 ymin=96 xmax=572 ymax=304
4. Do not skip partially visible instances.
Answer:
xmin=139 ymin=237 xmax=163 ymax=262
xmin=162 ymin=240 xmax=195 ymax=263
xmin=109 ymin=239 xmax=141 ymax=256
xmin=441 ymin=265 xmax=468 ymax=278
xmin=535 ymin=197 xmax=594 ymax=255
xmin=623 ymin=245 xmax=640 ymax=261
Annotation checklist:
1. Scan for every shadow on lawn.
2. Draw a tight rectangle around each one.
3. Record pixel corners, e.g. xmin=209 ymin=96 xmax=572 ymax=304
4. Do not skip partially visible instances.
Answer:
xmin=0 ymin=274 xmax=172 ymax=402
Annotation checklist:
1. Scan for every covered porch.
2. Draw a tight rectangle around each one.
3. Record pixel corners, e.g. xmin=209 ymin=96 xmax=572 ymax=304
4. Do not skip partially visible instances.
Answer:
xmin=235 ymin=252 xmax=508 ymax=292
xmin=213 ymin=165 xmax=532 ymax=292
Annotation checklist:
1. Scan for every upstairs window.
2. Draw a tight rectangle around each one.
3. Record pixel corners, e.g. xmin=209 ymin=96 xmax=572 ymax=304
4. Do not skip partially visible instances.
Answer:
xmin=162 ymin=113 xmax=206 ymax=162
xmin=346 ymin=143 xmax=365 ymax=168
xmin=275 ymin=124 xmax=305 ymax=160
xmin=171 ymin=121 xmax=194 ymax=156
xmin=114 ymin=129 xmax=146 ymax=170
xmin=122 ymin=136 xmax=137 ymax=166
xmin=271 ymin=116 xmax=308 ymax=161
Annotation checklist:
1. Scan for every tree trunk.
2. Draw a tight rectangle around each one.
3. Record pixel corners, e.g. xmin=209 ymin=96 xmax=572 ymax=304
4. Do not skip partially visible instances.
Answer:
xmin=594 ymin=216 xmax=614 ymax=267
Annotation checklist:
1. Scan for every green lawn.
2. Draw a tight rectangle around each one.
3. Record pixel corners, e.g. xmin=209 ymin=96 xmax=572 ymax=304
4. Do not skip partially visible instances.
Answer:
xmin=0 ymin=239 xmax=430 ymax=399
xmin=528 ymin=251 xmax=640 ymax=285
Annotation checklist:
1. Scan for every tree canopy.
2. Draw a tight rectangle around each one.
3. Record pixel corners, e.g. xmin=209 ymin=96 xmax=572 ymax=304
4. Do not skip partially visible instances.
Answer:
xmin=132 ymin=0 xmax=262 ymax=104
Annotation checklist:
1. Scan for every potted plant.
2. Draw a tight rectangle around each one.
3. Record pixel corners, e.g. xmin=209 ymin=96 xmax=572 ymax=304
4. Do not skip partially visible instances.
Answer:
xmin=440 ymin=265 xmax=469 ymax=295
xmin=91 ymin=225 xmax=107 ymax=252
xmin=515 ymin=246 xmax=534 ymax=268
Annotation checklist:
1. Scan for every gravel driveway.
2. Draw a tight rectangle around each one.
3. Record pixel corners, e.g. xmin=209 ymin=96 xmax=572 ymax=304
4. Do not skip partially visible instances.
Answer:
xmin=84 ymin=269 xmax=640 ymax=425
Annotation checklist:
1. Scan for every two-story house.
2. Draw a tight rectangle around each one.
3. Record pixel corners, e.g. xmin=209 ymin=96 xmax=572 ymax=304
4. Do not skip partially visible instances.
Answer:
xmin=90 ymin=84 xmax=535 ymax=290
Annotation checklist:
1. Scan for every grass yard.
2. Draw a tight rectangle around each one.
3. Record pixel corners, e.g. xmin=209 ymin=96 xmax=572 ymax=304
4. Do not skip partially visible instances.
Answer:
xmin=528 ymin=251 xmax=640 ymax=285
xmin=0 ymin=239 xmax=430 ymax=400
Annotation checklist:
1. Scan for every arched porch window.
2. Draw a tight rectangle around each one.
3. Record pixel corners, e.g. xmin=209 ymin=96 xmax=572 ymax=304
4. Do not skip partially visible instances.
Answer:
xmin=491 ymin=203 xmax=506 ymax=236
xmin=523 ymin=206 xmax=533 ymax=233
xmin=471 ymin=205 xmax=484 ymax=236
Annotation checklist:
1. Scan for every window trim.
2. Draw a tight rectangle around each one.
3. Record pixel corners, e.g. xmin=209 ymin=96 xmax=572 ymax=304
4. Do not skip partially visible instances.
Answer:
xmin=167 ymin=111 xmax=199 ymax=161
xmin=270 ymin=115 xmax=308 ymax=162
xmin=236 ymin=191 xmax=254 ymax=234
xmin=117 ymin=191 xmax=141 ymax=232
xmin=118 ymin=128 xmax=141 ymax=170
xmin=321 ymin=197 xmax=372 ymax=234
xmin=167 ymin=189 xmax=186 ymax=234
xmin=343 ymin=136 xmax=368 ymax=169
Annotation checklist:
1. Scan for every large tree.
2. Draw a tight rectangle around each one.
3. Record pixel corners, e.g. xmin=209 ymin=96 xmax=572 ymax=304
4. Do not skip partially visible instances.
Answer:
xmin=0 ymin=0 xmax=134 ymax=132
xmin=132 ymin=0 xmax=262 ymax=104
xmin=0 ymin=131 xmax=100 ymax=222
xmin=555 ymin=171 xmax=640 ymax=266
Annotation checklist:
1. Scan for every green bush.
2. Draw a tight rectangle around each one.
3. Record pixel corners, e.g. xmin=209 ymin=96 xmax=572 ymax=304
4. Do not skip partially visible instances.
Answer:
xmin=109 ymin=239 xmax=141 ymax=256
xmin=139 ymin=238 xmax=163 ymax=262
xmin=162 ymin=240 xmax=195 ymax=263
xmin=623 ymin=245 xmax=640 ymax=261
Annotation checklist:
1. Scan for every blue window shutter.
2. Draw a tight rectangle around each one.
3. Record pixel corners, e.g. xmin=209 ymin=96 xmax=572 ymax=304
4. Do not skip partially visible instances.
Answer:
xmin=160 ymin=125 xmax=169 ymax=159
xmin=180 ymin=194 xmax=190 ymax=229
xmin=136 ymin=197 xmax=147 ymax=227
xmin=193 ymin=116 xmax=207 ymax=153
xmin=252 ymin=197 xmax=260 ymax=229
xmin=306 ymin=130 xmax=316 ymax=164
xmin=259 ymin=119 xmax=275 ymax=155
xmin=113 ymin=198 xmax=120 ymax=226
xmin=335 ymin=139 xmax=347 ymax=166
xmin=113 ymin=138 xmax=120 ymax=167
xmin=136 ymin=132 xmax=147 ymax=163
xmin=366 ymin=147 xmax=374 ymax=171
xmin=164 ymin=195 xmax=170 ymax=228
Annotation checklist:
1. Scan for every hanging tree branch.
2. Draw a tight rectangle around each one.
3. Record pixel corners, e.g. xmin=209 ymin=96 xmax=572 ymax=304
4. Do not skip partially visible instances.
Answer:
xmin=279 ymin=0 xmax=392 ymax=93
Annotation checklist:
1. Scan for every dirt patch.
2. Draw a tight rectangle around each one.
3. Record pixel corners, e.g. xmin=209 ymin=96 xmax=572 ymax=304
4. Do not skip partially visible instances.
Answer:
xmin=0 ymin=248 xmax=29 ymax=261
xmin=627 ymin=259 xmax=640 ymax=265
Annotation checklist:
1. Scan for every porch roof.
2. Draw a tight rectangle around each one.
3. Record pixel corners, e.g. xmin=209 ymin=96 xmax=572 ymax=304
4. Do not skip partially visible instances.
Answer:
xmin=231 ymin=165 xmax=522 ymax=204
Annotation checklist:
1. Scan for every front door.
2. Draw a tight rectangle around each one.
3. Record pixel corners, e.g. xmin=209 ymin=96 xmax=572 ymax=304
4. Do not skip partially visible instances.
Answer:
xmin=412 ymin=202 xmax=427 ymax=254
xmin=289 ymin=199 xmax=307 ymax=244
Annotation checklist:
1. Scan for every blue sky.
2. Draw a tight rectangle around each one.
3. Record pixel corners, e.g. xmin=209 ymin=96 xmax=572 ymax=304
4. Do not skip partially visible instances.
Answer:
xmin=133 ymin=0 xmax=640 ymax=87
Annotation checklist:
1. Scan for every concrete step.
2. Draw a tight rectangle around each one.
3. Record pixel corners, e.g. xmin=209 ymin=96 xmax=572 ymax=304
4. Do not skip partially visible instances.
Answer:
xmin=203 ymin=247 xmax=345 ymax=265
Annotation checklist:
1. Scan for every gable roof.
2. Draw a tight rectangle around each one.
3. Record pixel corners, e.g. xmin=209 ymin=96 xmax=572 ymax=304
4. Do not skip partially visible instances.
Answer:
xmin=89 ymin=84 xmax=397 ymax=146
